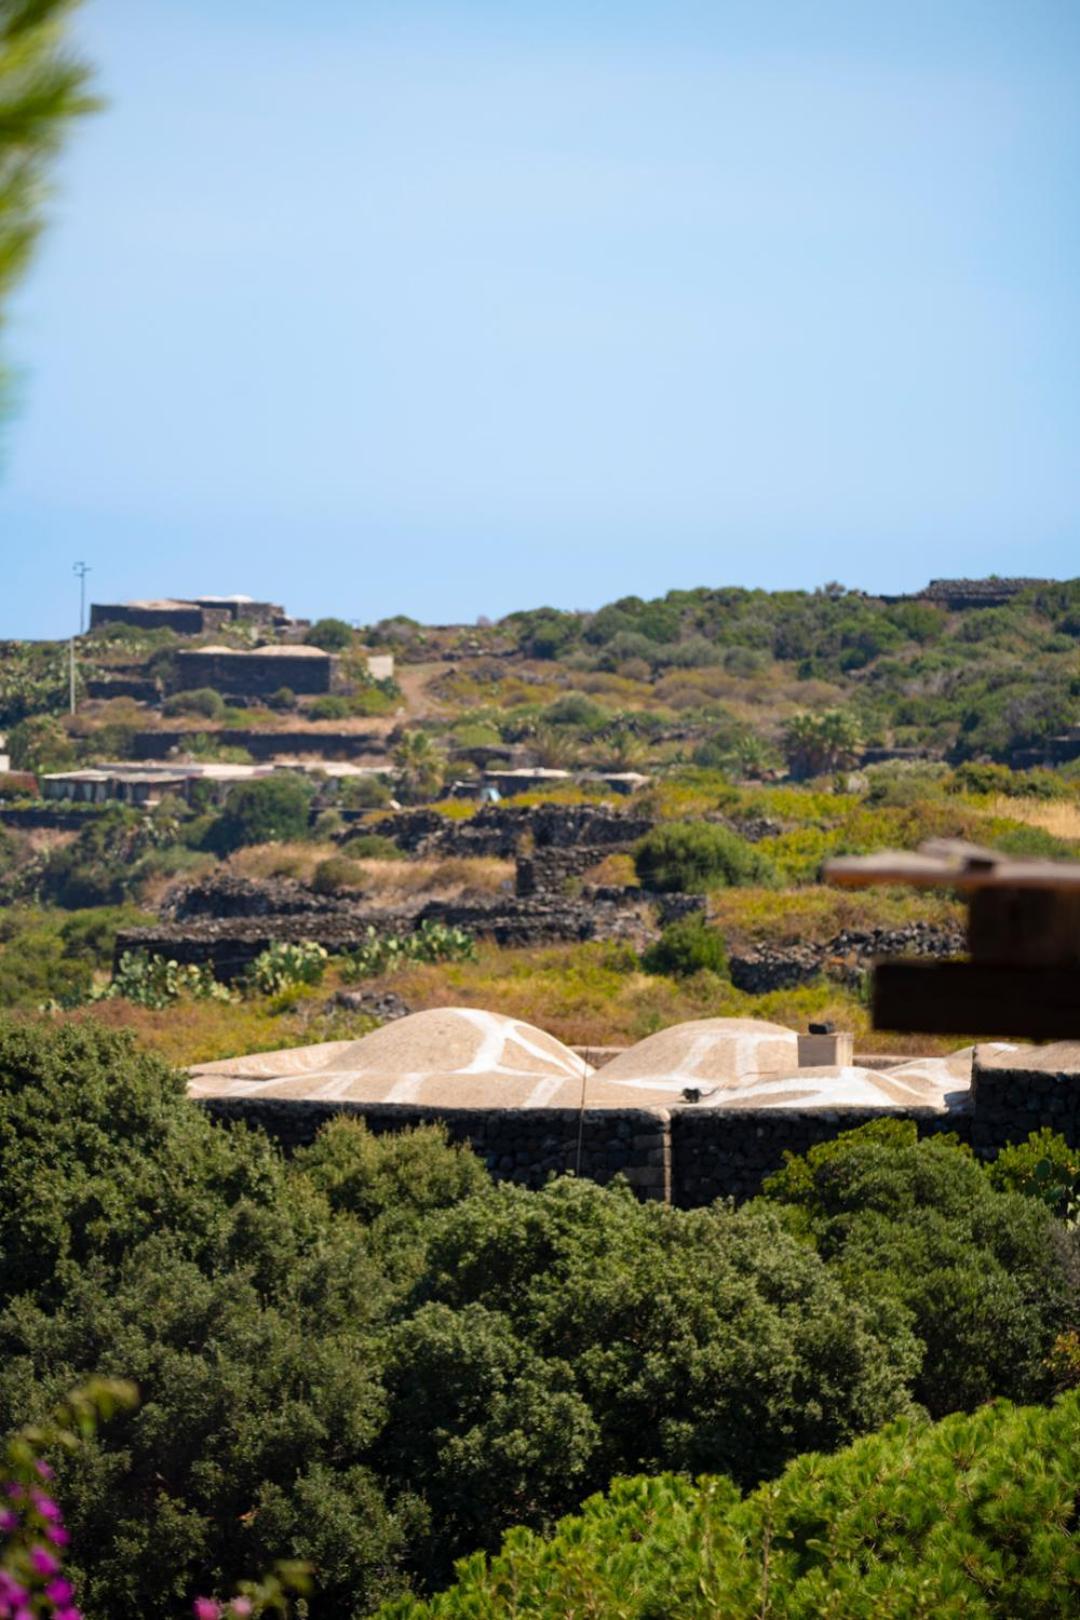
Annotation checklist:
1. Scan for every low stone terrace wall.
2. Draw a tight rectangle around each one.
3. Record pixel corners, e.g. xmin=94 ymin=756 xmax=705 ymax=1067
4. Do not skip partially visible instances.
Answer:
xmin=131 ymin=729 xmax=388 ymax=761
xmin=118 ymin=891 xmax=656 ymax=977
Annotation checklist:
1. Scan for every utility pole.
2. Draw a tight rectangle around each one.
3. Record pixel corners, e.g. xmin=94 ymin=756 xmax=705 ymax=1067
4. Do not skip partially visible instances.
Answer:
xmin=73 ymin=561 xmax=90 ymax=634
xmin=70 ymin=562 xmax=90 ymax=715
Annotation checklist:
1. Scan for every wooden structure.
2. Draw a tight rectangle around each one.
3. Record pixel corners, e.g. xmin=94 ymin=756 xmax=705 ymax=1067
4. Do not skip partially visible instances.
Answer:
xmin=824 ymin=840 xmax=1080 ymax=1039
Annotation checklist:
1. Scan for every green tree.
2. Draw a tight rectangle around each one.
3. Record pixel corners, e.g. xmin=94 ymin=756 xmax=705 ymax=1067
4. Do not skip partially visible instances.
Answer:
xmin=210 ymin=772 xmax=315 ymax=852
xmin=380 ymin=1392 xmax=1080 ymax=1620
xmin=305 ymin=618 xmax=354 ymax=652
xmin=391 ymin=731 xmax=445 ymax=804
xmin=7 ymin=711 xmax=74 ymax=771
xmin=781 ymin=709 xmax=862 ymax=778
xmin=759 ymin=1119 xmax=1074 ymax=1416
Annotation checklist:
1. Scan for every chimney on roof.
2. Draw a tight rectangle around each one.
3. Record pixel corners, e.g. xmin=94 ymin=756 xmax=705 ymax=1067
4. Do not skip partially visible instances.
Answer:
xmin=798 ymin=1025 xmax=854 ymax=1068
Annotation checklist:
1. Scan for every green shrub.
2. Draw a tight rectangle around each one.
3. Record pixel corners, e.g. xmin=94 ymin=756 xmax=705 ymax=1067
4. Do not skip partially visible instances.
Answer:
xmin=312 ymin=856 xmax=366 ymax=894
xmin=313 ymin=807 xmax=345 ymax=840
xmin=6 ymin=714 xmax=75 ymax=773
xmin=641 ymin=914 xmax=729 ymax=978
xmin=340 ymin=832 xmax=403 ymax=861
xmin=760 ymin=1119 xmax=1073 ymax=1416
xmin=379 ymin=1391 xmax=1080 ymax=1620
xmin=308 ymin=693 xmax=351 ymax=720
xmin=988 ymin=1128 xmax=1080 ymax=1220
xmin=161 ymin=687 xmax=225 ymax=720
xmin=634 ymin=821 xmax=775 ymax=893
xmin=210 ymin=773 xmax=315 ymax=852
xmin=267 ymin=684 xmax=296 ymax=711
xmin=304 ymin=617 xmax=354 ymax=651
xmin=343 ymin=776 xmax=393 ymax=809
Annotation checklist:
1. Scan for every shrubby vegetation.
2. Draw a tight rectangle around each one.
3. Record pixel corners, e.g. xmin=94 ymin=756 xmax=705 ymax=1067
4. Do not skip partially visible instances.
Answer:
xmin=640 ymin=913 xmax=729 ymax=978
xmin=0 ymin=1019 xmax=1074 ymax=1617
xmin=341 ymin=921 xmax=476 ymax=980
xmin=634 ymin=821 xmax=775 ymax=892
xmin=381 ymin=1392 xmax=1080 ymax=1619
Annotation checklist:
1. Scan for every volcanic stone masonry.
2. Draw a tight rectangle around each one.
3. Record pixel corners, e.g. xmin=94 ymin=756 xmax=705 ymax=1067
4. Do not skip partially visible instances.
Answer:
xmin=196 ymin=1041 xmax=1080 ymax=1207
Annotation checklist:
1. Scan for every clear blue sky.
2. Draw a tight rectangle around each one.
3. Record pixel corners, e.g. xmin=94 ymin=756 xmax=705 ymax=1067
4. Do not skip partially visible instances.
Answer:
xmin=2 ymin=0 xmax=1078 ymax=637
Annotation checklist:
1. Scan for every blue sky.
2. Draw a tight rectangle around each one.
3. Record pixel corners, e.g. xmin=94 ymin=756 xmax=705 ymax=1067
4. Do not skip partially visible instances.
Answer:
xmin=2 ymin=0 xmax=1078 ymax=637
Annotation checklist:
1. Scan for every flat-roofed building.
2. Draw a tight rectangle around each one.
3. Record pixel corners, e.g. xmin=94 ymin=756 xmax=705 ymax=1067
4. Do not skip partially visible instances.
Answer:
xmin=174 ymin=643 xmax=336 ymax=698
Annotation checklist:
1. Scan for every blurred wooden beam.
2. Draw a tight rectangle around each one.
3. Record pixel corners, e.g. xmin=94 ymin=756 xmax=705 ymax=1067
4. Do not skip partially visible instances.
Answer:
xmin=873 ymin=961 xmax=1080 ymax=1039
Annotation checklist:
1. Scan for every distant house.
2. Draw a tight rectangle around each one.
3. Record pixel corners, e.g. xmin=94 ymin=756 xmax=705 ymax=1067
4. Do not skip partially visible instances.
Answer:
xmin=41 ymin=762 xmax=271 ymax=806
xmin=89 ymin=595 xmax=290 ymax=635
xmin=174 ymin=644 xmax=337 ymax=699
xmin=365 ymin=653 xmax=395 ymax=682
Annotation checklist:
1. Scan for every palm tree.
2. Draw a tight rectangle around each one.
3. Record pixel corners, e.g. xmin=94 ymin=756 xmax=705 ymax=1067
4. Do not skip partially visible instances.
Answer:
xmin=1 ymin=2 xmax=98 ymax=381
xmin=392 ymin=730 xmax=446 ymax=803
xmin=781 ymin=709 xmax=862 ymax=779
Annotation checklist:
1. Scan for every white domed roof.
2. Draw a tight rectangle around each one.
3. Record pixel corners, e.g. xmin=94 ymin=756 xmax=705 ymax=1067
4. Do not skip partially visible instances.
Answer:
xmin=599 ymin=1017 xmax=799 ymax=1096
xmin=190 ymin=1008 xmax=594 ymax=1107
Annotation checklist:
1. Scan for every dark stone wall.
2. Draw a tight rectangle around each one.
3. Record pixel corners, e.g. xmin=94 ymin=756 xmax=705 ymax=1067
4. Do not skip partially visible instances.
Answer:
xmin=118 ymin=889 xmax=656 ymax=977
xmin=197 ymin=1098 xmax=671 ymax=1200
xmin=90 ymin=603 xmax=211 ymax=634
xmin=131 ymin=729 xmax=387 ymax=761
xmin=174 ymin=651 xmax=335 ymax=698
xmin=728 ymin=923 xmax=966 ymax=994
xmin=970 ymin=1051 xmax=1080 ymax=1156
xmin=372 ymin=804 xmax=654 ymax=859
xmin=669 ymin=1105 xmax=973 ymax=1206
xmin=193 ymin=1074 xmax=1078 ymax=1208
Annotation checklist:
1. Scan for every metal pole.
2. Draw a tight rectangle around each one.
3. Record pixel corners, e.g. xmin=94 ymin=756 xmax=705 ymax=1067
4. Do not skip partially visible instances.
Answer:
xmin=69 ymin=638 xmax=76 ymax=715
xmin=73 ymin=561 xmax=90 ymax=634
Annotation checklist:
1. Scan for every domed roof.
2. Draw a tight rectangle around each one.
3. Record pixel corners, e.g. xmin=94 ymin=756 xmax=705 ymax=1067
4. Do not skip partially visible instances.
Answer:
xmin=190 ymin=1008 xmax=595 ymax=1107
xmin=598 ymin=1017 xmax=799 ymax=1095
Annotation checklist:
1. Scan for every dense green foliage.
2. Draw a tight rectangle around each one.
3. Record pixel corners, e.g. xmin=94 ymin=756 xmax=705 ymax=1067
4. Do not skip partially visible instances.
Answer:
xmin=210 ymin=775 xmax=315 ymax=853
xmin=305 ymin=618 xmax=354 ymax=652
xmin=640 ymin=912 xmax=729 ymax=978
xmin=380 ymin=1392 xmax=1080 ymax=1619
xmin=634 ymin=820 xmax=775 ymax=892
xmin=0 ymin=1020 xmax=1074 ymax=1617
xmin=760 ymin=1121 xmax=1074 ymax=1416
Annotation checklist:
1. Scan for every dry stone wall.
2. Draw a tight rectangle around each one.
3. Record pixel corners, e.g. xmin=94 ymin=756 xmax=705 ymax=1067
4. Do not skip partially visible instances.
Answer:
xmin=194 ymin=1066 xmax=1079 ymax=1208
xmin=197 ymin=1098 xmax=672 ymax=1200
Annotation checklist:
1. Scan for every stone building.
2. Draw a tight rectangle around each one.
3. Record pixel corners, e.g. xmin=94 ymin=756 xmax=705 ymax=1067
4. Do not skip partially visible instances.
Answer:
xmin=174 ymin=644 xmax=337 ymax=699
xmin=90 ymin=595 xmax=289 ymax=635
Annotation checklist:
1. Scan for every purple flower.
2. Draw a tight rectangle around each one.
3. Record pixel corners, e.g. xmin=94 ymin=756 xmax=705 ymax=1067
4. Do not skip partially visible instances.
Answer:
xmin=45 ymin=1579 xmax=75 ymax=1606
xmin=0 ymin=1509 xmax=18 ymax=1533
xmin=45 ymin=1526 xmax=70 ymax=1547
xmin=31 ymin=1492 xmax=61 ymax=1523
xmin=229 ymin=1601 xmax=253 ymax=1618
xmin=34 ymin=1462 xmax=54 ymax=1481
xmin=193 ymin=1600 xmax=221 ymax=1620
xmin=30 ymin=1545 xmax=61 ymax=1577
xmin=5 ymin=1486 xmax=23 ymax=1502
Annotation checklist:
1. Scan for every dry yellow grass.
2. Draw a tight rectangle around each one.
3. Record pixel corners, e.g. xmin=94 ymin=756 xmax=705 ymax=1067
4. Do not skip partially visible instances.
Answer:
xmin=984 ymin=795 xmax=1080 ymax=840
xmin=348 ymin=856 xmax=513 ymax=903
xmin=228 ymin=840 xmax=339 ymax=882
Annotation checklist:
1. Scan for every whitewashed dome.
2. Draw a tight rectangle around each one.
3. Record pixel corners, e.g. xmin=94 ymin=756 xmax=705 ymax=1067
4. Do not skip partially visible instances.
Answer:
xmin=600 ymin=1017 xmax=799 ymax=1096
xmin=189 ymin=1007 xmax=593 ymax=1107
